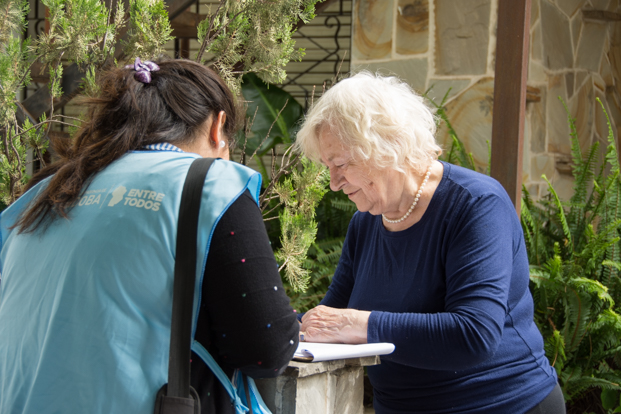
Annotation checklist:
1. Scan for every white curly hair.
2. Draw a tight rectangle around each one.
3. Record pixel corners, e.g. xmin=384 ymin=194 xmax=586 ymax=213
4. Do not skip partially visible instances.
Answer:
xmin=294 ymin=71 xmax=442 ymax=174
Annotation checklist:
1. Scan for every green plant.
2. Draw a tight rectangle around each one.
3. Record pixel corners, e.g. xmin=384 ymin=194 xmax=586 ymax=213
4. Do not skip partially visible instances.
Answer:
xmin=239 ymin=73 xmax=303 ymax=178
xmin=196 ymin=0 xmax=318 ymax=93
xmin=0 ymin=0 xmax=172 ymax=205
xmin=235 ymin=74 xmax=334 ymax=294
xmin=287 ymin=190 xmax=356 ymax=312
xmin=425 ymin=87 xmax=479 ymax=172
xmin=522 ymin=98 xmax=621 ymax=412
xmin=273 ymin=157 xmax=329 ymax=292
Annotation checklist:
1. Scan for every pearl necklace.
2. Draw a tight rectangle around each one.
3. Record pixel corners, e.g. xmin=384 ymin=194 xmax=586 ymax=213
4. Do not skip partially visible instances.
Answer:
xmin=382 ymin=165 xmax=432 ymax=224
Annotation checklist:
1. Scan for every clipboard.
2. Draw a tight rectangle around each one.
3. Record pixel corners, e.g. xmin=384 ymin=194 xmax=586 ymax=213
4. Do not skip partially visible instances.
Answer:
xmin=293 ymin=342 xmax=395 ymax=362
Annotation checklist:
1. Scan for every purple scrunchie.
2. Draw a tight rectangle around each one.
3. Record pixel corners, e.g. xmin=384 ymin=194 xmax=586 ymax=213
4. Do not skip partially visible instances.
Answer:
xmin=125 ymin=57 xmax=160 ymax=84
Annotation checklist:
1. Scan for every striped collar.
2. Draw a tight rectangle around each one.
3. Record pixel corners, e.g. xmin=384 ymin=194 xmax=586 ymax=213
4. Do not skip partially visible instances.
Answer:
xmin=141 ymin=143 xmax=185 ymax=153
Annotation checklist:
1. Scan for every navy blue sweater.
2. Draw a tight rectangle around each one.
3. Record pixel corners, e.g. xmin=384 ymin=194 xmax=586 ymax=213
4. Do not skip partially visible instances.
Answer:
xmin=321 ymin=162 xmax=557 ymax=413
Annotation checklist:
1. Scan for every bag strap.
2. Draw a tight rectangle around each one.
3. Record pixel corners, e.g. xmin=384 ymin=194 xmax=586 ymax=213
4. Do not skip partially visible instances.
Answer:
xmin=243 ymin=375 xmax=254 ymax=414
xmin=168 ymin=157 xmax=215 ymax=397
xmin=164 ymin=157 xmax=269 ymax=414
xmin=191 ymin=341 xmax=248 ymax=412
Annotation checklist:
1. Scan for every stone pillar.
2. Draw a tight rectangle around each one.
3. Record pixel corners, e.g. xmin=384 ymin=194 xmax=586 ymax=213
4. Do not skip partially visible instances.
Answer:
xmin=255 ymin=356 xmax=380 ymax=414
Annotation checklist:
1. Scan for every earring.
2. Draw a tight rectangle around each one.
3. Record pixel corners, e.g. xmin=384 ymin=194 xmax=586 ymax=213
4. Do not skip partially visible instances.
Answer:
xmin=219 ymin=140 xmax=227 ymax=148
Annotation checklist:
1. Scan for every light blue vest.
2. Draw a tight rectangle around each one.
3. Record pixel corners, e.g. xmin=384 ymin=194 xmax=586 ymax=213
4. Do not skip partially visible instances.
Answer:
xmin=0 ymin=150 xmax=261 ymax=414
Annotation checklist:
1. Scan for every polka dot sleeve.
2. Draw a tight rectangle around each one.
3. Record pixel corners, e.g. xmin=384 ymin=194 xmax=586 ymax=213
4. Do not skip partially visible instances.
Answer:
xmin=191 ymin=190 xmax=299 ymax=413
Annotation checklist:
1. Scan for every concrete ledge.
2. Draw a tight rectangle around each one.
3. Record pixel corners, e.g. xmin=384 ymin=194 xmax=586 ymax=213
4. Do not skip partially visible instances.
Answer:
xmin=286 ymin=356 xmax=380 ymax=377
xmin=255 ymin=356 xmax=380 ymax=414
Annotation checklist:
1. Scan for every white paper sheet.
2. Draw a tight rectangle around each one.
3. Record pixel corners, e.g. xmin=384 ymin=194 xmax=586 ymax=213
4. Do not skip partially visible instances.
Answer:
xmin=293 ymin=342 xmax=395 ymax=362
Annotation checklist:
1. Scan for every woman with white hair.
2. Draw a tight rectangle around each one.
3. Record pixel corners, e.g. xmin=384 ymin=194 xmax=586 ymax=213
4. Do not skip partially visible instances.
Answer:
xmin=295 ymin=72 xmax=565 ymax=414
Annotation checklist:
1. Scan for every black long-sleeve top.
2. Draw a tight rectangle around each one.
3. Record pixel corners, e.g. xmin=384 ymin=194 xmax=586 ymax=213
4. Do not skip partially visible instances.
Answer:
xmin=191 ymin=190 xmax=299 ymax=413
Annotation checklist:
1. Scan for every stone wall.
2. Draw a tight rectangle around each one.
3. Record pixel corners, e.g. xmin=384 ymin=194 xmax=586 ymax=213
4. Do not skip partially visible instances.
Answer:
xmin=351 ymin=0 xmax=621 ymax=200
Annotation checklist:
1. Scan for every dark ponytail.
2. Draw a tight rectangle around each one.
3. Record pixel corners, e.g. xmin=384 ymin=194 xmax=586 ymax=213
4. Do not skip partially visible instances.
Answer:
xmin=16 ymin=58 xmax=238 ymax=233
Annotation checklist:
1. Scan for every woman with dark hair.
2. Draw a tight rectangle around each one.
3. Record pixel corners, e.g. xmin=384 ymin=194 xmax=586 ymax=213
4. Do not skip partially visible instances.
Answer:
xmin=0 ymin=58 xmax=299 ymax=414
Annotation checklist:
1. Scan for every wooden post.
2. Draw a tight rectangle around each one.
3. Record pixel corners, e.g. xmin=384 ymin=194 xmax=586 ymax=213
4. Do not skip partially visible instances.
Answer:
xmin=490 ymin=0 xmax=531 ymax=215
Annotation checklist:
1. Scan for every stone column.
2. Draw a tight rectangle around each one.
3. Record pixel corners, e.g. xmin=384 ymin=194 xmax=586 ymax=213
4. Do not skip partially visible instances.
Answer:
xmin=255 ymin=356 xmax=380 ymax=414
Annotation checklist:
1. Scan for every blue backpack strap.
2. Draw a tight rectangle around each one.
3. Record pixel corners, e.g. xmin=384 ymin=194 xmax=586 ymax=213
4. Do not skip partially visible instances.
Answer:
xmin=191 ymin=341 xmax=249 ymax=414
xmin=232 ymin=371 xmax=272 ymax=414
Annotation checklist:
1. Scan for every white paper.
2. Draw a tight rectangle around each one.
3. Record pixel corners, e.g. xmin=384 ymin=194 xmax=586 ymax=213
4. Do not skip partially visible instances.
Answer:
xmin=294 ymin=342 xmax=395 ymax=362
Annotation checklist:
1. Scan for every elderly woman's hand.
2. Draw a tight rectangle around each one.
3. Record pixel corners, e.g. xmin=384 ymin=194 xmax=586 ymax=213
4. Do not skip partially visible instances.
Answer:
xmin=300 ymin=305 xmax=370 ymax=344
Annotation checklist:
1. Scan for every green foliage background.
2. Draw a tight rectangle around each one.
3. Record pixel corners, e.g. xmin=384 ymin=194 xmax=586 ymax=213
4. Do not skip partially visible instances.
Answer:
xmin=522 ymin=99 xmax=621 ymax=413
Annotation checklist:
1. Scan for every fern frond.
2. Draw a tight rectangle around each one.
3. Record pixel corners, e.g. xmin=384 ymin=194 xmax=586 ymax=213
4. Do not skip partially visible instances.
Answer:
xmin=449 ymin=134 xmax=476 ymax=171
xmin=544 ymin=330 xmax=566 ymax=374
xmin=312 ymin=237 xmax=343 ymax=251
xmin=330 ymin=198 xmax=357 ymax=213
xmin=521 ymin=200 xmax=536 ymax=261
xmin=564 ymin=375 xmax=621 ymax=401
xmin=571 ymin=142 xmax=601 ymax=251
xmin=543 ymin=175 xmax=573 ymax=256
xmin=562 ymin=97 xmax=583 ymax=174
xmin=591 ymin=309 xmax=621 ymax=350
xmin=562 ymin=281 xmax=590 ymax=352
xmin=313 ymin=241 xmax=343 ymax=264
xmin=599 ymin=98 xmax=620 ymax=175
